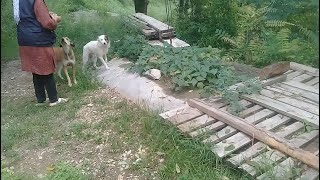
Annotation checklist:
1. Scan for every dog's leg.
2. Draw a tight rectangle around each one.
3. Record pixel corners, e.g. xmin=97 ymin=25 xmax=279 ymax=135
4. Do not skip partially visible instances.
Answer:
xmin=98 ymin=56 xmax=110 ymax=70
xmin=63 ymin=66 xmax=72 ymax=87
xmin=72 ymin=65 xmax=77 ymax=85
xmin=57 ymin=63 xmax=64 ymax=79
xmin=93 ymin=56 xmax=98 ymax=69
xmin=82 ymin=49 xmax=89 ymax=71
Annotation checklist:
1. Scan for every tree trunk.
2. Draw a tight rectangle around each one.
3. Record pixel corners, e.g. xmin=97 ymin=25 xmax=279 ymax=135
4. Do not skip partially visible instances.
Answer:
xmin=133 ymin=0 xmax=149 ymax=14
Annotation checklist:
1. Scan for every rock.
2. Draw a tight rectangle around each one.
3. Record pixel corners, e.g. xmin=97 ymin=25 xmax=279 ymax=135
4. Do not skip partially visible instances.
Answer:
xmin=143 ymin=69 xmax=161 ymax=80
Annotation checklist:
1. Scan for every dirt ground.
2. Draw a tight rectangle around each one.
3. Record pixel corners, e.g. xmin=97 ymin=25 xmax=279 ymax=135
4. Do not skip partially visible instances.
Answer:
xmin=1 ymin=60 xmax=159 ymax=179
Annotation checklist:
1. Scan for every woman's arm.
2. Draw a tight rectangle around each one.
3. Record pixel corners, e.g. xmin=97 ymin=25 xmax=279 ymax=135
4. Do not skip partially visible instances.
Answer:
xmin=34 ymin=0 xmax=58 ymax=30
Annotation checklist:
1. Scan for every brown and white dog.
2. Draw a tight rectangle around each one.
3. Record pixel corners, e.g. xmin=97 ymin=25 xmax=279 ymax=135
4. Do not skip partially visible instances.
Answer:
xmin=53 ymin=37 xmax=77 ymax=87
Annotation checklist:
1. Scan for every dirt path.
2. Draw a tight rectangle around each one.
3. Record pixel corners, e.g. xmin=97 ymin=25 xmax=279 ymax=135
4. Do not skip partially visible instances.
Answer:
xmin=1 ymin=60 xmax=159 ymax=179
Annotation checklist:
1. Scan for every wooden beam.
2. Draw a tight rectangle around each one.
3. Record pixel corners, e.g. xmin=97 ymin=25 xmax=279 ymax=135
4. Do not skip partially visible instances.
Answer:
xmin=188 ymin=98 xmax=319 ymax=170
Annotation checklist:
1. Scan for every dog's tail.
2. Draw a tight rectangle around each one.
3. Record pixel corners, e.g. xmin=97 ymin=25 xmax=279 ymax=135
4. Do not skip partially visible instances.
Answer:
xmin=82 ymin=47 xmax=89 ymax=71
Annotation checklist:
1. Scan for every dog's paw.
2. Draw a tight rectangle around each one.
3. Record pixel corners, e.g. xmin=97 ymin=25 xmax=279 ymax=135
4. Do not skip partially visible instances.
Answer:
xmin=105 ymin=66 xmax=110 ymax=70
xmin=68 ymin=83 xmax=72 ymax=87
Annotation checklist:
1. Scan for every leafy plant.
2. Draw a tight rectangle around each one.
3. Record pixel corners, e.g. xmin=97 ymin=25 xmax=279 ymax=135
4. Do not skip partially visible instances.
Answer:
xmin=222 ymin=77 xmax=262 ymax=115
xmin=131 ymin=43 xmax=245 ymax=93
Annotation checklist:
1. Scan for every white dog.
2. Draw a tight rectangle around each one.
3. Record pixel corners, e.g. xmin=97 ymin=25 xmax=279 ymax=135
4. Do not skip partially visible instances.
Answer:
xmin=82 ymin=34 xmax=110 ymax=71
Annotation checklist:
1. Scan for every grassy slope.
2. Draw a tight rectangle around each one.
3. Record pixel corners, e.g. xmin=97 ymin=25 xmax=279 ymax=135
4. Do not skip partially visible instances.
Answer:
xmin=1 ymin=0 xmax=252 ymax=179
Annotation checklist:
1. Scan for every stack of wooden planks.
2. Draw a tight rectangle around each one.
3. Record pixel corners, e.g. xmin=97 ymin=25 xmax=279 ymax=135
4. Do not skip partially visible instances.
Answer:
xmin=129 ymin=13 xmax=190 ymax=47
xmin=160 ymin=62 xmax=319 ymax=179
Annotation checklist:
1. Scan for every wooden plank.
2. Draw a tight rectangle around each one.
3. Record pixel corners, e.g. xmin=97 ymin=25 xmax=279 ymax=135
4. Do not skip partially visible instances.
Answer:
xmin=305 ymin=77 xmax=319 ymax=86
xmin=257 ymin=158 xmax=297 ymax=179
xmin=258 ymin=144 xmax=319 ymax=180
xmin=214 ymin=114 xmax=291 ymax=158
xmin=227 ymin=122 xmax=304 ymax=166
xmin=264 ymin=86 xmax=318 ymax=106
xmin=290 ymin=62 xmax=319 ymax=77
xmin=188 ymin=121 xmax=225 ymax=137
xmin=239 ymin=105 xmax=264 ymax=118
xmin=167 ymin=106 xmax=203 ymax=125
xmin=203 ymin=109 xmax=275 ymax=144
xmin=296 ymin=168 xmax=319 ymax=180
xmin=286 ymin=71 xmax=303 ymax=80
xmin=260 ymin=89 xmax=319 ymax=115
xmin=177 ymin=114 xmax=216 ymax=133
xmin=177 ymin=100 xmax=228 ymax=133
xmin=240 ymin=150 xmax=287 ymax=176
xmin=313 ymin=83 xmax=319 ymax=89
xmin=282 ymin=81 xmax=319 ymax=94
xmin=243 ymin=94 xmax=319 ymax=127
xmin=159 ymin=105 xmax=189 ymax=119
xmin=274 ymin=83 xmax=319 ymax=103
xmin=188 ymin=100 xmax=253 ymax=137
xmin=188 ymin=99 xmax=319 ymax=170
xmin=163 ymin=38 xmax=190 ymax=47
xmin=239 ymin=129 xmax=319 ymax=177
xmin=133 ymin=13 xmax=174 ymax=32
xmin=292 ymin=74 xmax=314 ymax=82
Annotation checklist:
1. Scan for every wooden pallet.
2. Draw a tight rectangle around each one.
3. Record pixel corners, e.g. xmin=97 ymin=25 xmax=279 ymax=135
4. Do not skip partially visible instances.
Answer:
xmin=160 ymin=62 xmax=319 ymax=179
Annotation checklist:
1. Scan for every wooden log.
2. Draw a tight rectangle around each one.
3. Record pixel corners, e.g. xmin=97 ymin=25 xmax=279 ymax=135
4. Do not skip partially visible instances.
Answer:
xmin=187 ymin=98 xmax=320 ymax=170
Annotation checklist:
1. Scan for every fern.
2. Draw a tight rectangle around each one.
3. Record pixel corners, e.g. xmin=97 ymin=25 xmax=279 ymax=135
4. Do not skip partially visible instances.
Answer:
xmin=265 ymin=20 xmax=295 ymax=27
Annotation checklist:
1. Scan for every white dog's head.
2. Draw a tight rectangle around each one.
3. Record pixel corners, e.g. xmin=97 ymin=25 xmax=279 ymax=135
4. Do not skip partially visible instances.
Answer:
xmin=97 ymin=34 xmax=109 ymax=46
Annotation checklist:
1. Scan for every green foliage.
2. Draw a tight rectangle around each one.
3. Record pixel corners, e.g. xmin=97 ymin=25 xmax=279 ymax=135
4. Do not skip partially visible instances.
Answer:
xmin=222 ymin=78 xmax=262 ymax=115
xmin=45 ymin=162 xmax=89 ymax=180
xmin=218 ymin=4 xmax=319 ymax=68
xmin=113 ymin=34 xmax=148 ymax=61
xmin=174 ymin=0 xmax=238 ymax=48
xmin=131 ymin=44 xmax=241 ymax=92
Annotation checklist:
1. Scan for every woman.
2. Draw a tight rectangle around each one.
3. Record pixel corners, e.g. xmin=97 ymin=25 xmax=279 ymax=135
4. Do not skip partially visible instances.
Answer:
xmin=13 ymin=0 xmax=67 ymax=106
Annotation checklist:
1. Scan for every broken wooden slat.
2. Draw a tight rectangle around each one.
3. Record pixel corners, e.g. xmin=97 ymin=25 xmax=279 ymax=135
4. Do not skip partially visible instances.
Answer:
xmin=260 ymin=89 xmax=319 ymax=115
xmin=242 ymin=94 xmax=319 ymax=127
xmin=290 ymin=62 xmax=319 ymax=77
xmin=274 ymin=83 xmax=319 ymax=104
xmin=282 ymin=81 xmax=319 ymax=94
xmin=188 ymin=99 xmax=319 ymax=170
xmin=203 ymin=109 xmax=275 ymax=144
xmin=239 ymin=129 xmax=319 ymax=177
xmin=214 ymin=114 xmax=291 ymax=158
xmin=227 ymin=122 xmax=304 ymax=166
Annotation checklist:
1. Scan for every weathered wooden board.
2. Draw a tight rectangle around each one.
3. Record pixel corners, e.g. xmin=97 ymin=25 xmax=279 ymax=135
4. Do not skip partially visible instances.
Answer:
xmin=283 ymin=81 xmax=319 ymax=94
xmin=227 ymin=122 xmax=304 ymax=166
xmin=273 ymin=83 xmax=319 ymax=103
xmin=133 ymin=13 xmax=174 ymax=32
xmin=305 ymin=77 xmax=319 ymax=86
xmin=213 ymin=114 xmax=291 ymax=158
xmin=243 ymin=94 xmax=319 ymax=127
xmin=290 ymin=62 xmax=319 ymax=77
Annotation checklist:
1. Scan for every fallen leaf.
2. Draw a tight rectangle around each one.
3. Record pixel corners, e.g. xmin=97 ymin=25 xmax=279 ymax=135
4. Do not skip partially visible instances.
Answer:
xmin=175 ymin=163 xmax=181 ymax=173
